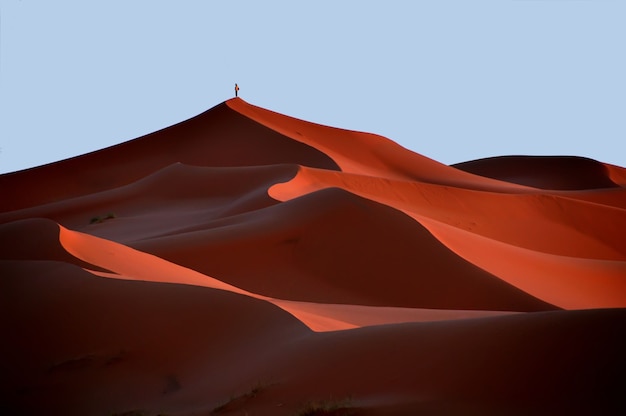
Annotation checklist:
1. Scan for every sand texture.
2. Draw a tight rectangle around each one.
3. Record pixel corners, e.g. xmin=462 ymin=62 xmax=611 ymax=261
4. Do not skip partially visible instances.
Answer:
xmin=2 ymin=98 xmax=625 ymax=415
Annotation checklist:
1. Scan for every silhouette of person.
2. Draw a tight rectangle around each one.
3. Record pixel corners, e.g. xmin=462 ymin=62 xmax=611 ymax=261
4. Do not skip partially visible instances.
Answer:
xmin=235 ymin=83 xmax=240 ymax=97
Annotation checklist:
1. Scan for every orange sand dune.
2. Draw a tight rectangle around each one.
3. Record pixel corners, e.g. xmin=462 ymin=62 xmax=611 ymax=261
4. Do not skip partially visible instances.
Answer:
xmin=2 ymin=98 xmax=625 ymax=415
xmin=227 ymin=98 xmax=534 ymax=192
xmin=2 ymin=211 xmax=518 ymax=332
xmin=270 ymin=167 xmax=626 ymax=309
xmin=270 ymin=166 xmax=626 ymax=260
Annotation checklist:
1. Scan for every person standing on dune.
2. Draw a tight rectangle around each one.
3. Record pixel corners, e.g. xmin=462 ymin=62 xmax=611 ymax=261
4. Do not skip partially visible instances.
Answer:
xmin=235 ymin=83 xmax=240 ymax=97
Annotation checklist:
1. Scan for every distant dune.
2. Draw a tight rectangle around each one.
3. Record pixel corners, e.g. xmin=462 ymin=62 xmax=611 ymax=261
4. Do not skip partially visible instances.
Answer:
xmin=2 ymin=98 xmax=625 ymax=415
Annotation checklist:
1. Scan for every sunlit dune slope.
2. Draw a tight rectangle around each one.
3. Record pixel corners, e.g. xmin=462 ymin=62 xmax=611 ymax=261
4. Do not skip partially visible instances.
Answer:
xmin=2 ymin=97 xmax=626 ymax=415
xmin=227 ymin=98 xmax=533 ymax=192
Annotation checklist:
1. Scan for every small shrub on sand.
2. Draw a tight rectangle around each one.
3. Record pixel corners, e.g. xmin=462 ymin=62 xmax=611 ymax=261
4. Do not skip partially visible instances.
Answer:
xmin=295 ymin=397 xmax=355 ymax=416
xmin=90 ymin=212 xmax=117 ymax=224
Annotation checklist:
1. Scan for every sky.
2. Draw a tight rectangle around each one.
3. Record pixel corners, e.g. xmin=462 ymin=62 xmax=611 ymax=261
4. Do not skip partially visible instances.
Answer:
xmin=1 ymin=0 xmax=625 ymax=174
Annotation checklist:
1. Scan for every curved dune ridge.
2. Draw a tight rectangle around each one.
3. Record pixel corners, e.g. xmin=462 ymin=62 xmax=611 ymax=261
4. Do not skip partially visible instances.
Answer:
xmin=2 ymin=98 xmax=626 ymax=415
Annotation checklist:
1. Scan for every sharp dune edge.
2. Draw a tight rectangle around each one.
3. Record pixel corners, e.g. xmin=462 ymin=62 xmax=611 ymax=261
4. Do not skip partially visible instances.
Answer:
xmin=1 ymin=98 xmax=625 ymax=415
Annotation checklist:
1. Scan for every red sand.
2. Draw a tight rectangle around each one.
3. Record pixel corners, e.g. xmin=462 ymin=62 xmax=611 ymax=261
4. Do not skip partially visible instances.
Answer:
xmin=2 ymin=98 xmax=625 ymax=415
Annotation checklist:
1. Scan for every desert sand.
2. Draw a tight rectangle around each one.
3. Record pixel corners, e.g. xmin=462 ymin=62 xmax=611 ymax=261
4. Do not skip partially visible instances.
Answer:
xmin=1 ymin=98 xmax=625 ymax=415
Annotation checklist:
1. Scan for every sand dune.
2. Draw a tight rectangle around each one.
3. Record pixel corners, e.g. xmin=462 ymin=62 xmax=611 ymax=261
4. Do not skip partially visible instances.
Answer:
xmin=2 ymin=98 xmax=625 ymax=415
xmin=0 ymin=102 xmax=337 ymax=212
xmin=453 ymin=155 xmax=622 ymax=190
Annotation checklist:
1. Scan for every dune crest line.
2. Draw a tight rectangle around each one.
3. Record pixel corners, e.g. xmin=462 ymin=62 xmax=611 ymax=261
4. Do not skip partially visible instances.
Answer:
xmin=59 ymin=223 xmax=510 ymax=332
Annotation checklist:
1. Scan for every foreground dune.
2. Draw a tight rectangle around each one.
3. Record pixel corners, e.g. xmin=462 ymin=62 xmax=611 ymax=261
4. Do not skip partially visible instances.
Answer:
xmin=2 ymin=98 xmax=625 ymax=415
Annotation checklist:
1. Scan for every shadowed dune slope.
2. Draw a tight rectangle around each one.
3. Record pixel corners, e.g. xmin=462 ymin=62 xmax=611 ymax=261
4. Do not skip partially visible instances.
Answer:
xmin=0 ymin=163 xmax=299 ymax=235
xmin=453 ymin=155 xmax=622 ymax=190
xmin=2 ymin=98 xmax=626 ymax=415
xmin=0 ymin=261 xmax=309 ymax=416
xmin=0 ymin=218 xmax=107 ymax=271
xmin=276 ymin=308 xmax=626 ymax=416
xmin=2 ymin=263 xmax=624 ymax=415
xmin=0 ymin=101 xmax=338 ymax=212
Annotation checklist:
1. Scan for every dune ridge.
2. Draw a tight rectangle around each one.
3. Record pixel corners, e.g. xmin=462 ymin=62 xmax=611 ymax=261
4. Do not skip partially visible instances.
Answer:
xmin=453 ymin=155 xmax=622 ymax=190
xmin=2 ymin=98 xmax=625 ymax=415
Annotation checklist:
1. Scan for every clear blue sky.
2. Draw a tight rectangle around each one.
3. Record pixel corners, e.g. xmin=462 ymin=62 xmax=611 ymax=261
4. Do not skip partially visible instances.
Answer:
xmin=1 ymin=1 xmax=624 ymax=174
